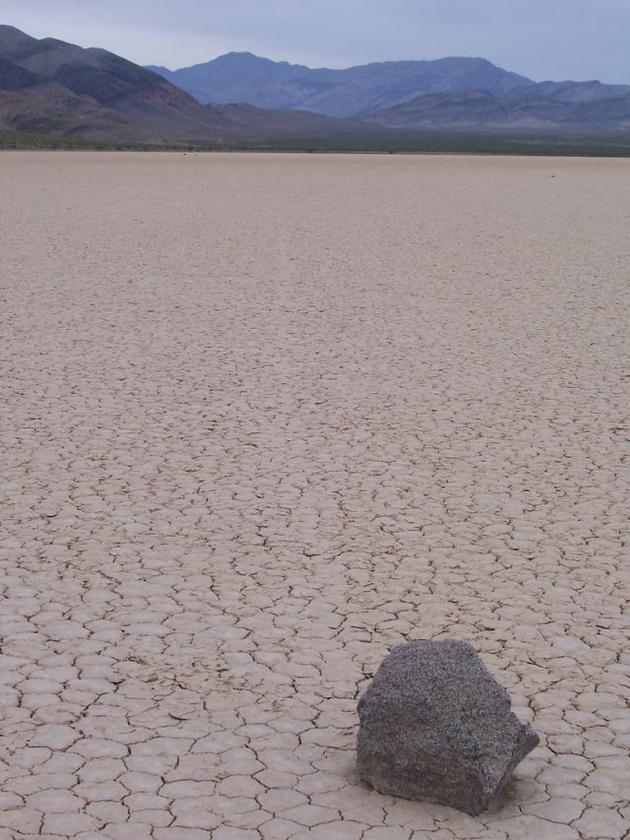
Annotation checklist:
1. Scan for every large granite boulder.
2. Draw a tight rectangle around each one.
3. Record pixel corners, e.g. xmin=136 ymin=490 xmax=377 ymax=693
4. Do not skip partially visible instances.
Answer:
xmin=357 ymin=639 xmax=539 ymax=815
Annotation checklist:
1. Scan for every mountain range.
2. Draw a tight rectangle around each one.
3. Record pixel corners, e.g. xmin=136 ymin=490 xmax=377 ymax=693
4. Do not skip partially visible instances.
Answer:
xmin=148 ymin=53 xmax=537 ymax=116
xmin=0 ymin=25 xmax=350 ymax=143
xmin=149 ymin=52 xmax=630 ymax=131
xmin=2 ymin=24 xmax=630 ymax=147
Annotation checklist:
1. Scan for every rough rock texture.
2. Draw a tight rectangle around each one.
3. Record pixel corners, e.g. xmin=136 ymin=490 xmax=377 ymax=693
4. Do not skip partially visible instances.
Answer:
xmin=357 ymin=639 xmax=540 ymax=815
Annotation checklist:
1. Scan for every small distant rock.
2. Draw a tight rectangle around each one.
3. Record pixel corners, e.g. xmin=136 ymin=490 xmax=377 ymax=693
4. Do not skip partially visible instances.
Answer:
xmin=357 ymin=639 xmax=539 ymax=815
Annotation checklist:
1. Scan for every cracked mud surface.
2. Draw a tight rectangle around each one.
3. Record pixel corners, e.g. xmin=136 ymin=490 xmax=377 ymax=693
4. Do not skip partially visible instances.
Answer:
xmin=1 ymin=151 xmax=629 ymax=840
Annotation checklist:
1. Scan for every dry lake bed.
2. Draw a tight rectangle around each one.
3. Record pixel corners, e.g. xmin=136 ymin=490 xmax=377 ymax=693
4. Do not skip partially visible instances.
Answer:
xmin=1 ymin=151 xmax=629 ymax=839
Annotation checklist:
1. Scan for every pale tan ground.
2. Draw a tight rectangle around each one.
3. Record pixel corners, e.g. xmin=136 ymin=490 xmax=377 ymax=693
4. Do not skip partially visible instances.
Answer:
xmin=0 ymin=151 xmax=629 ymax=840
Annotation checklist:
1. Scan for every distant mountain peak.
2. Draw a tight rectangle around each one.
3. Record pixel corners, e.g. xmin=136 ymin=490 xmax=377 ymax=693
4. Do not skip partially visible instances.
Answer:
xmin=0 ymin=23 xmax=36 ymax=46
xmin=221 ymin=50 xmax=263 ymax=59
xmin=147 ymin=51 xmax=535 ymax=116
xmin=213 ymin=51 xmax=277 ymax=65
xmin=0 ymin=24 xmax=30 ymax=36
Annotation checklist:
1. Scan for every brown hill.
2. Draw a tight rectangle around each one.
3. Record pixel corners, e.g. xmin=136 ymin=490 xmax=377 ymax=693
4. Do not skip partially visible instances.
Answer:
xmin=0 ymin=25 xmax=230 ymax=142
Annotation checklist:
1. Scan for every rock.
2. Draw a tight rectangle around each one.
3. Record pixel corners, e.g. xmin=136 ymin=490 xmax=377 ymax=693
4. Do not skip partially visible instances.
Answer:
xmin=356 ymin=639 xmax=539 ymax=815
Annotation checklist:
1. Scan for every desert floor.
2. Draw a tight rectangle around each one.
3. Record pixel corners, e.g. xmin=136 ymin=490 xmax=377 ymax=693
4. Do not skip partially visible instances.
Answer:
xmin=1 ymin=151 xmax=628 ymax=840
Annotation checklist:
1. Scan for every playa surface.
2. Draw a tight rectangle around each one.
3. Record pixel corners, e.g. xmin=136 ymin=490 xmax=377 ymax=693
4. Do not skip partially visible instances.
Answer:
xmin=1 ymin=151 xmax=628 ymax=840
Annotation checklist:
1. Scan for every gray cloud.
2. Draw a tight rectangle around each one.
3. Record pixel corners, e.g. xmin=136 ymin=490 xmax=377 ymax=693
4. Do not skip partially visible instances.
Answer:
xmin=3 ymin=0 xmax=630 ymax=83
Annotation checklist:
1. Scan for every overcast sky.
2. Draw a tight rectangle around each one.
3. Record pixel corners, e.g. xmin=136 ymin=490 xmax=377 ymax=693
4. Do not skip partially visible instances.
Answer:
xmin=4 ymin=0 xmax=630 ymax=83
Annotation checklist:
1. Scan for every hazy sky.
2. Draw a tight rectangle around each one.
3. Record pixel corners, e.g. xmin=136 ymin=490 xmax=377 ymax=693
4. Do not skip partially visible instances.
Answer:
xmin=4 ymin=0 xmax=630 ymax=83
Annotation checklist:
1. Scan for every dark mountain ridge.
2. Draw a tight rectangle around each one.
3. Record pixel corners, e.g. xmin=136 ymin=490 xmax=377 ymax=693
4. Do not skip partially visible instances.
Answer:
xmin=0 ymin=24 xmax=219 ymax=141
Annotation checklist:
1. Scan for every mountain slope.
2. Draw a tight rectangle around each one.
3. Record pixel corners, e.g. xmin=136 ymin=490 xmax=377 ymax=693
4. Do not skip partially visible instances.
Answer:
xmin=536 ymin=79 xmax=630 ymax=102
xmin=204 ymin=102 xmax=360 ymax=138
xmin=0 ymin=26 xmax=260 ymax=142
xmin=0 ymin=26 xmax=368 ymax=144
xmin=363 ymin=88 xmax=630 ymax=132
xmin=147 ymin=53 xmax=535 ymax=117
